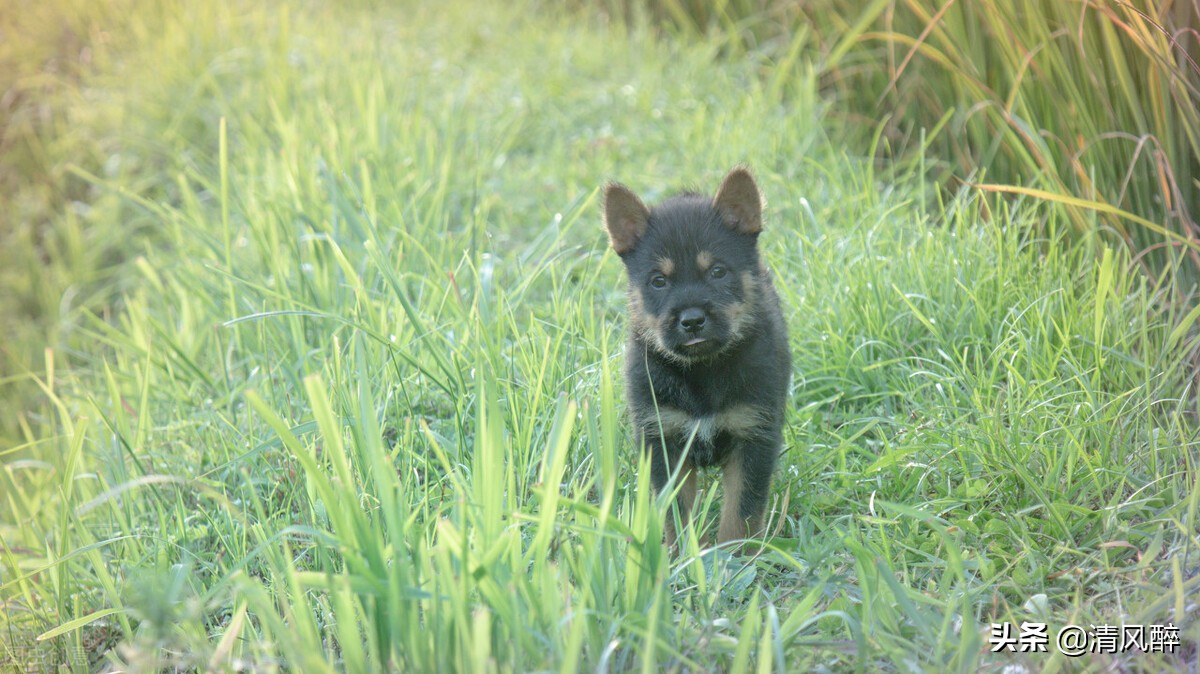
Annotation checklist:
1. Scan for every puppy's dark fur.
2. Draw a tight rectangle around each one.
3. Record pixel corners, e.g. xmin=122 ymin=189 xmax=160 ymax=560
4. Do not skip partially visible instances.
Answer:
xmin=604 ymin=167 xmax=790 ymax=548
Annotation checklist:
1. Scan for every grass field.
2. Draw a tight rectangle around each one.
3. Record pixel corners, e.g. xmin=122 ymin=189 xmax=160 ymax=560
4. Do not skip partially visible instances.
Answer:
xmin=2 ymin=1 xmax=1198 ymax=671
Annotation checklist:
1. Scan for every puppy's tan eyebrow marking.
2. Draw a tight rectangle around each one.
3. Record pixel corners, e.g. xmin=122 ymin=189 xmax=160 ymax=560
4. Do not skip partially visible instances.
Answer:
xmin=656 ymin=256 xmax=675 ymax=276
xmin=696 ymin=251 xmax=713 ymax=272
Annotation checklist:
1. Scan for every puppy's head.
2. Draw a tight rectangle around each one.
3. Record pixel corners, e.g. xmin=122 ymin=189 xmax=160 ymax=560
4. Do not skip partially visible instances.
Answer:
xmin=604 ymin=167 xmax=765 ymax=365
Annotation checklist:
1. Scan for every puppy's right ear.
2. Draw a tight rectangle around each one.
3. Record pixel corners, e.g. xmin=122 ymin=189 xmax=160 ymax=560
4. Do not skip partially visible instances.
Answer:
xmin=603 ymin=183 xmax=649 ymax=255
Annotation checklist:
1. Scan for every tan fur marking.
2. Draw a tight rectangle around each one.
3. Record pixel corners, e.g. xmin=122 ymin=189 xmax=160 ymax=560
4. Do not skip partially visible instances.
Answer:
xmin=629 ymin=287 xmax=684 ymax=366
xmin=741 ymin=270 xmax=759 ymax=320
xmin=629 ymin=282 xmax=699 ymax=366
xmin=648 ymin=407 xmax=717 ymax=445
xmin=656 ymin=256 xmax=675 ymax=276
xmin=626 ymin=287 xmax=651 ymax=335
xmin=696 ymin=251 xmax=713 ymax=272
xmin=714 ymin=404 xmax=767 ymax=437
xmin=648 ymin=406 xmax=694 ymax=435
xmin=647 ymin=404 xmax=765 ymax=444
xmin=652 ymin=318 xmax=683 ymax=363
xmin=719 ymin=270 xmax=759 ymax=342
xmin=681 ymin=464 xmax=698 ymax=510
xmin=718 ymin=454 xmax=757 ymax=544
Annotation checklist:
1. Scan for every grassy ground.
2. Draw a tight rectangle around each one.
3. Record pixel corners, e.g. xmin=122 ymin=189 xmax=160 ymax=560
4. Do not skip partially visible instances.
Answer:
xmin=2 ymin=1 xmax=1198 ymax=671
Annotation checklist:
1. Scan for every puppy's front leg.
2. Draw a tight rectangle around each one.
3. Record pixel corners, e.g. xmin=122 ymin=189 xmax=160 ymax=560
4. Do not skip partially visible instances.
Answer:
xmin=646 ymin=434 xmax=697 ymax=549
xmin=717 ymin=433 xmax=780 ymax=547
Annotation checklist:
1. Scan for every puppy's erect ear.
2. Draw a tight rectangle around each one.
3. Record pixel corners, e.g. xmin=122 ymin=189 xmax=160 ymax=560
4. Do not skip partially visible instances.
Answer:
xmin=713 ymin=166 xmax=762 ymax=235
xmin=603 ymin=182 xmax=650 ymax=255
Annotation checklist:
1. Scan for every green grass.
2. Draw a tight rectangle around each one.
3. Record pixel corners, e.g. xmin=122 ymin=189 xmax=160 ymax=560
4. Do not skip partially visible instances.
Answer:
xmin=818 ymin=0 xmax=1200 ymax=279
xmin=2 ymin=0 xmax=1198 ymax=671
xmin=611 ymin=0 xmax=1200 ymax=278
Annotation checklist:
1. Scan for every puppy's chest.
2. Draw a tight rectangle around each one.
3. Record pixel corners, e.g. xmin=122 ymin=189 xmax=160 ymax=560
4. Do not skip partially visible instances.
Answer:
xmin=641 ymin=378 xmax=763 ymax=445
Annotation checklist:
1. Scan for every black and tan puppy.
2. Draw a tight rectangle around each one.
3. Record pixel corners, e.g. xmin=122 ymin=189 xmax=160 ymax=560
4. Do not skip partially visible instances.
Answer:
xmin=604 ymin=167 xmax=790 ymax=549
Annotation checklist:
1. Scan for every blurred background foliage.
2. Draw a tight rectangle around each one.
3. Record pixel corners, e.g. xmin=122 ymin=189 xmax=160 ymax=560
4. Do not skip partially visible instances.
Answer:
xmin=594 ymin=0 xmax=1200 ymax=276
xmin=5 ymin=0 xmax=1198 ymax=443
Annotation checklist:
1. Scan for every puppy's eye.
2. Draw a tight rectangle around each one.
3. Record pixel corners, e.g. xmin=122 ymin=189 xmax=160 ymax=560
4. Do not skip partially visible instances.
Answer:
xmin=650 ymin=274 xmax=668 ymax=289
xmin=710 ymin=265 xmax=728 ymax=279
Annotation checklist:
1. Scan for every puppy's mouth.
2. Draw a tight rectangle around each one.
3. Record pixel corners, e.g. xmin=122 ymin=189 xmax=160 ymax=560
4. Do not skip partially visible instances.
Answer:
xmin=672 ymin=334 xmax=724 ymax=359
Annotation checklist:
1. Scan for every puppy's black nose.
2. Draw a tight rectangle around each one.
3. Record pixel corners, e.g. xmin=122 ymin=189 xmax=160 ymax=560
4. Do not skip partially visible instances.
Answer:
xmin=679 ymin=308 xmax=707 ymax=333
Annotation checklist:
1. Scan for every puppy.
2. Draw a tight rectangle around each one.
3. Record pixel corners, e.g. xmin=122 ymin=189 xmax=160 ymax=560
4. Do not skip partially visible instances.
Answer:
xmin=603 ymin=167 xmax=790 ymax=549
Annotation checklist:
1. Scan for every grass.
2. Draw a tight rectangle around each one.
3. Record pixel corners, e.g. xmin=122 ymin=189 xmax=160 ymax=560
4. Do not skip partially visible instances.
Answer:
xmin=2 ymin=0 xmax=1198 ymax=671
xmin=819 ymin=0 xmax=1200 ymax=278
xmin=610 ymin=0 xmax=1200 ymax=278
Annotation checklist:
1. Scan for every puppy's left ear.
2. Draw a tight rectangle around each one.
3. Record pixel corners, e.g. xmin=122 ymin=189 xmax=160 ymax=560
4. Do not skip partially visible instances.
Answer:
xmin=713 ymin=166 xmax=762 ymax=235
